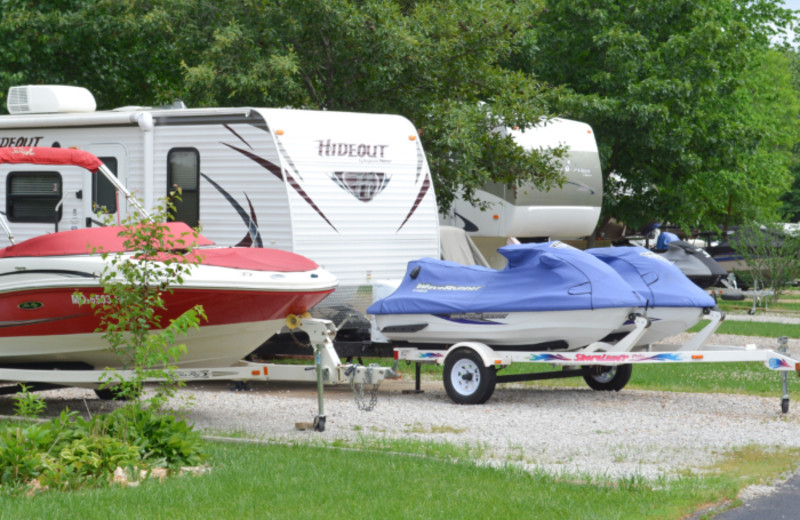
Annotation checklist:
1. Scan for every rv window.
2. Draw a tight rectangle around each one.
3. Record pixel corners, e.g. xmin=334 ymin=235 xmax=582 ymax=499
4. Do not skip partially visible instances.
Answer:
xmin=6 ymin=172 xmax=63 ymax=223
xmin=93 ymin=156 xmax=118 ymax=214
xmin=167 ymin=148 xmax=199 ymax=227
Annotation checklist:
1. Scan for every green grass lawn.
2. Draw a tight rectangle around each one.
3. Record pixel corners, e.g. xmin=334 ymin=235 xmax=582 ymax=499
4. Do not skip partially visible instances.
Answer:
xmin=4 ymin=440 xmax=799 ymax=520
xmin=687 ymin=318 xmax=800 ymax=337
xmin=714 ymin=294 xmax=800 ymax=313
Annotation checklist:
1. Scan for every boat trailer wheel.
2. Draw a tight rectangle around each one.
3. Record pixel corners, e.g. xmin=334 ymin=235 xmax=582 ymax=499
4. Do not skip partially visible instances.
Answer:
xmin=581 ymin=364 xmax=633 ymax=392
xmin=443 ymin=348 xmax=497 ymax=405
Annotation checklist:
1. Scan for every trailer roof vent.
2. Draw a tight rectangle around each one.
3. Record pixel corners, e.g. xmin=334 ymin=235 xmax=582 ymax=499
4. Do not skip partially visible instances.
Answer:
xmin=7 ymin=85 xmax=97 ymax=114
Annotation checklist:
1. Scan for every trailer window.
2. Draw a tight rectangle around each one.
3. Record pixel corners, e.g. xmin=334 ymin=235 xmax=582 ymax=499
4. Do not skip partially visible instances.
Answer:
xmin=167 ymin=148 xmax=199 ymax=227
xmin=6 ymin=172 xmax=63 ymax=223
xmin=93 ymin=156 xmax=118 ymax=214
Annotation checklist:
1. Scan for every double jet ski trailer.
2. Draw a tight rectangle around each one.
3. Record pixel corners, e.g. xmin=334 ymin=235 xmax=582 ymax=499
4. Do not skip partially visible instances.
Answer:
xmin=394 ymin=334 xmax=799 ymax=411
xmin=373 ymin=242 xmax=800 ymax=408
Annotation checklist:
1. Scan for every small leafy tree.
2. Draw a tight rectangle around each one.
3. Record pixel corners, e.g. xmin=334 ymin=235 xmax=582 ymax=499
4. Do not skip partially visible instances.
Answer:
xmin=82 ymin=193 xmax=207 ymax=407
xmin=733 ymin=222 xmax=800 ymax=301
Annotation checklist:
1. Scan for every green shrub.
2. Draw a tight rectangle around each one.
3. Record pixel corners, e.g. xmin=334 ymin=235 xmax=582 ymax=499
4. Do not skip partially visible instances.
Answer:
xmin=0 ymin=404 xmax=207 ymax=495
xmin=58 ymin=436 xmax=140 ymax=481
xmin=98 ymin=404 xmax=207 ymax=468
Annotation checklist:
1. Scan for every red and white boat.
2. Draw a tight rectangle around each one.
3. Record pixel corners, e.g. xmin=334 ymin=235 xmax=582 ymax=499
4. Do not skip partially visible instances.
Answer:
xmin=0 ymin=147 xmax=337 ymax=369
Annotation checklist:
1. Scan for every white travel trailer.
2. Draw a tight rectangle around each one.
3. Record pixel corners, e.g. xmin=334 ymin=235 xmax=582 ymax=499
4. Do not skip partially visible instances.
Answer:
xmin=0 ymin=85 xmax=440 ymax=321
xmin=441 ymin=118 xmax=603 ymax=268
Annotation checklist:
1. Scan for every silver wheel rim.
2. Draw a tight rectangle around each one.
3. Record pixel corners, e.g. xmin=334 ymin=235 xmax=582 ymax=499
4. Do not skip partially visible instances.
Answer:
xmin=450 ymin=358 xmax=480 ymax=396
xmin=591 ymin=367 xmax=617 ymax=384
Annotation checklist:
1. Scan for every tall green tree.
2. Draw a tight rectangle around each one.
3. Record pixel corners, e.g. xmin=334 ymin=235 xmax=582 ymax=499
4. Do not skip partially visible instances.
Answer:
xmin=0 ymin=0 xmax=565 ymax=213
xmin=0 ymin=0 xmax=218 ymax=108
xmin=180 ymin=0 xmax=564 ymax=211
xmin=526 ymin=0 xmax=800 ymax=233
xmin=2 ymin=0 xmax=797 ymax=231
xmin=780 ymin=49 xmax=800 ymax=222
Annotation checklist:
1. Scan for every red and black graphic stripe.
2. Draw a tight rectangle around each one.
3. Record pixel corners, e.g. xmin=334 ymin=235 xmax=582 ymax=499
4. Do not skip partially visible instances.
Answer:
xmin=222 ymin=142 xmax=339 ymax=233
xmin=397 ymin=174 xmax=431 ymax=232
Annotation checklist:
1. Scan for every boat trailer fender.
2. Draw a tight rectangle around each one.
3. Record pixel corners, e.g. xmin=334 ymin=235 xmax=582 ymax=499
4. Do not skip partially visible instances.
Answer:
xmin=445 ymin=342 xmax=510 ymax=368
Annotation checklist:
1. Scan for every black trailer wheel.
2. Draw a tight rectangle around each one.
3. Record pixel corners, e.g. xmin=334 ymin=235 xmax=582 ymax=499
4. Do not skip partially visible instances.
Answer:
xmin=782 ymin=398 xmax=790 ymax=414
xmin=443 ymin=348 xmax=497 ymax=405
xmin=313 ymin=415 xmax=326 ymax=432
xmin=582 ymin=364 xmax=632 ymax=392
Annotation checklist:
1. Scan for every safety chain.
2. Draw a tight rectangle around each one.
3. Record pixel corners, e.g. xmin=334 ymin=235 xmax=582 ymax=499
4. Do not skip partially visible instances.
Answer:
xmin=350 ymin=365 xmax=380 ymax=412
xmin=290 ymin=329 xmax=312 ymax=349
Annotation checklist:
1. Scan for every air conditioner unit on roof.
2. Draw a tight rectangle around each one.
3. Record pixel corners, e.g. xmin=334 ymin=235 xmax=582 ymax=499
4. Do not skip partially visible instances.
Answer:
xmin=7 ymin=85 xmax=97 ymax=114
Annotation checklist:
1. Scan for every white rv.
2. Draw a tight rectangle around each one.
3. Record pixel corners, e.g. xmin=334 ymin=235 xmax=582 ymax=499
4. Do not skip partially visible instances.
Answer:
xmin=441 ymin=118 xmax=603 ymax=268
xmin=0 ymin=85 xmax=440 ymax=321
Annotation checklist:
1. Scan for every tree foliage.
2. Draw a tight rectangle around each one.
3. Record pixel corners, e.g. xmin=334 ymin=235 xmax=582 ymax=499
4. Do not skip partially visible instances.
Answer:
xmin=525 ymin=0 xmax=800 ymax=232
xmin=0 ymin=0 xmax=798 ymax=230
xmin=730 ymin=222 xmax=800 ymax=299
xmin=780 ymin=50 xmax=800 ymax=221
xmin=0 ymin=0 xmax=564 ymax=213
xmin=0 ymin=0 xmax=224 ymax=108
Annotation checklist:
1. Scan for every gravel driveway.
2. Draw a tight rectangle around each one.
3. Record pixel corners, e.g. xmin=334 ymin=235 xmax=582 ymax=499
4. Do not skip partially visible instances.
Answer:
xmin=175 ymin=377 xmax=799 ymax=481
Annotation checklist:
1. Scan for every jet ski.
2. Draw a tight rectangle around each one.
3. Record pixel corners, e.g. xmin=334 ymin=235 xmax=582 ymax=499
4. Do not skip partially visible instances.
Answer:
xmin=656 ymin=239 xmax=727 ymax=289
xmin=587 ymin=246 xmax=718 ymax=346
xmin=368 ymin=241 xmax=644 ymax=350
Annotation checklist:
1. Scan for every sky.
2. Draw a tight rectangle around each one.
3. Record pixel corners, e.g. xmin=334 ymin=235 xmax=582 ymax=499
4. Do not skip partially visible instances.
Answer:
xmin=780 ymin=0 xmax=800 ymax=45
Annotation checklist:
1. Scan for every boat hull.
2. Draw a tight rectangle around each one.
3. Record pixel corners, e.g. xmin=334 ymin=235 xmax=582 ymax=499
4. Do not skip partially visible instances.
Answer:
xmin=0 ymin=285 xmax=332 ymax=368
xmin=374 ymin=307 xmax=636 ymax=350
xmin=0 ymin=321 xmax=283 ymax=369
xmin=0 ymin=245 xmax=337 ymax=369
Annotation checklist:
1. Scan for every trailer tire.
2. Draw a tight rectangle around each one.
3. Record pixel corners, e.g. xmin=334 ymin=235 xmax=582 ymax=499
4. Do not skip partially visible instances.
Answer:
xmin=443 ymin=348 xmax=497 ymax=405
xmin=94 ymin=385 xmax=139 ymax=401
xmin=581 ymin=364 xmax=632 ymax=392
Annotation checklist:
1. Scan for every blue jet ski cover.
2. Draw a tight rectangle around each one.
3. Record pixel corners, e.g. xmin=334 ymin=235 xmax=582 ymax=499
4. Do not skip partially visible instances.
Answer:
xmin=367 ymin=242 xmax=644 ymax=315
xmin=586 ymin=246 xmax=716 ymax=308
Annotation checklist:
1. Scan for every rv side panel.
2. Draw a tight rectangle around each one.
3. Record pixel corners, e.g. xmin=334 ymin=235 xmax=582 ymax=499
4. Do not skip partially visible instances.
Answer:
xmin=259 ymin=109 xmax=440 ymax=308
xmin=0 ymin=102 xmax=441 ymax=316
xmin=151 ymin=114 xmax=293 ymax=251
xmin=447 ymin=118 xmax=603 ymax=241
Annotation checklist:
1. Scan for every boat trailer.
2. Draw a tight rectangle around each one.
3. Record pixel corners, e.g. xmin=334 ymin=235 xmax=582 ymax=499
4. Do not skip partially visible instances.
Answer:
xmin=0 ymin=316 xmax=398 ymax=432
xmin=394 ymin=311 xmax=800 ymax=411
